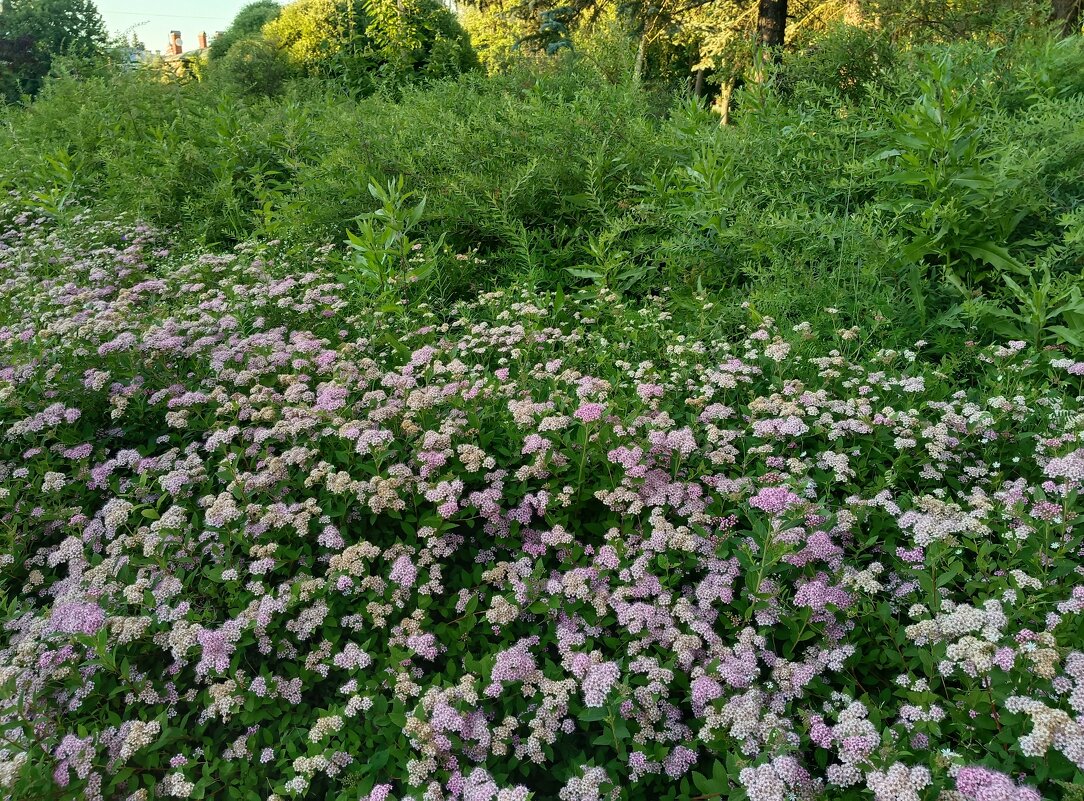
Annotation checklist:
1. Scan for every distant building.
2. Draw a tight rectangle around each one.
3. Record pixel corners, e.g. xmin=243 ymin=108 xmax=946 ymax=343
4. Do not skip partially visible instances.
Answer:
xmin=157 ymin=30 xmax=212 ymax=81
xmin=165 ymin=31 xmax=210 ymax=58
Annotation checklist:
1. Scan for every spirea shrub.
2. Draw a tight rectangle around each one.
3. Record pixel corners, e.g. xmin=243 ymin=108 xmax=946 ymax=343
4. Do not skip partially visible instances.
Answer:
xmin=0 ymin=209 xmax=1083 ymax=801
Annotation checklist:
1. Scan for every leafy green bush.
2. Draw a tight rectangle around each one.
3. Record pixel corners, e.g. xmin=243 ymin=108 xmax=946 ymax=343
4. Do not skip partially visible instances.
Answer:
xmin=864 ymin=47 xmax=1084 ymax=346
xmin=629 ymin=35 xmax=1084 ymax=347
xmin=783 ymin=23 xmax=898 ymax=102
xmin=213 ymin=37 xmax=295 ymax=96
xmin=208 ymin=0 xmax=284 ymax=61
xmin=339 ymin=175 xmax=444 ymax=304
xmin=262 ymin=0 xmax=476 ymax=87
xmin=1 ymin=27 xmax=1082 ymax=350
xmin=0 ymin=63 xmax=667 ymax=280
xmin=875 ymin=55 xmax=1032 ymax=295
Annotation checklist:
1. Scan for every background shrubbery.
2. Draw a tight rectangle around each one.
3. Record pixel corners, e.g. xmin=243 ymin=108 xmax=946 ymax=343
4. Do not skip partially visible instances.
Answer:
xmin=207 ymin=0 xmax=284 ymax=62
xmin=2 ymin=25 xmax=1083 ymax=350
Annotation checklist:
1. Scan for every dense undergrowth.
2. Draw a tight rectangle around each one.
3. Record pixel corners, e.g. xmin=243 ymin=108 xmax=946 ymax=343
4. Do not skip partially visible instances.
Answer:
xmin=1 ymin=32 xmax=1083 ymax=350
xmin=1 ymin=7 xmax=1084 ymax=801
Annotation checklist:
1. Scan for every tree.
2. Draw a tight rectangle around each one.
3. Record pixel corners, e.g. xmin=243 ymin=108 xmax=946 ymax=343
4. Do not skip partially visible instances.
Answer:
xmin=262 ymin=0 xmax=367 ymax=72
xmin=208 ymin=1 xmax=282 ymax=60
xmin=1051 ymin=0 xmax=1081 ymax=35
xmin=0 ymin=0 xmax=106 ymax=57
xmin=0 ymin=0 xmax=107 ymax=98
xmin=680 ymin=0 xmax=756 ymax=121
xmin=756 ymin=0 xmax=787 ymax=51
xmin=215 ymin=36 xmax=293 ymax=94
xmin=262 ymin=0 xmax=475 ymax=84
xmin=859 ymin=0 xmax=1049 ymax=41
xmin=461 ymin=0 xmax=730 ymax=82
xmin=459 ymin=4 xmax=532 ymax=72
xmin=0 ymin=33 xmax=45 ymax=100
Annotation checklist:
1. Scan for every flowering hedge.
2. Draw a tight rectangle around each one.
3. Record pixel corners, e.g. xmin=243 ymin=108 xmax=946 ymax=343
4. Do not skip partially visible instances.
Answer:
xmin=1 ymin=210 xmax=1083 ymax=801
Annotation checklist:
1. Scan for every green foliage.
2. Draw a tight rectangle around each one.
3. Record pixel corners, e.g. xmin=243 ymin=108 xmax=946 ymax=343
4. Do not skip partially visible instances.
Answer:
xmin=263 ymin=0 xmax=367 ymax=73
xmin=208 ymin=0 xmax=283 ymax=61
xmin=459 ymin=0 xmax=751 ymax=88
xmin=0 ymin=63 xmax=665 ymax=280
xmin=213 ymin=36 xmax=295 ymax=96
xmin=340 ymin=175 xmax=443 ymax=304
xmin=1 ymin=21 xmax=1082 ymax=352
xmin=0 ymin=0 xmax=106 ymax=98
xmin=860 ymin=0 xmax=1051 ymax=42
xmin=963 ymin=265 xmax=1084 ymax=348
xmin=261 ymin=0 xmax=475 ymax=87
xmin=22 ymin=146 xmax=79 ymax=217
xmin=565 ymin=221 xmax=657 ymax=295
xmin=876 ymin=54 xmax=1031 ymax=295
xmin=0 ymin=0 xmax=106 ymax=58
xmin=462 ymin=3 xmax=650 ymax=85
xmin=783 ymin=23 xmax=898 ymax=101
xmin=865 ymin=47 xmax=1084 ymax=346
xmin=460 ymin=4 xmax=531 ymax=73
xmin=358 ymin=0 xmax=478 ymax=86
xmin=569 ymin=11 xmax=639 ymax=84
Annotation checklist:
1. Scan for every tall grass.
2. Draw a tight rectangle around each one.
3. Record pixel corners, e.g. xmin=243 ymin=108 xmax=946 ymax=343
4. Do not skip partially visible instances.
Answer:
xmin=2 ymin=33 xmax=1082 ymax=350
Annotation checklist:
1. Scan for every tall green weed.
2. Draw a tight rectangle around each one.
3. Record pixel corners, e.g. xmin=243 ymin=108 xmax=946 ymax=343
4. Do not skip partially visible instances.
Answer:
xmin=1 ymin=31 xmax=1082 ymax=352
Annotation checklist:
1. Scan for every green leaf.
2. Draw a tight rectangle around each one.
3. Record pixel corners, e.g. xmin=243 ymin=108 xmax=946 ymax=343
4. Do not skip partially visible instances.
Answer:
xmin=565 ymin=267 xmax=604 ymax=281
xmin=960 ymin=243 xmax=1027 ymax=275
xmin=578 ymin=706 xmax=607 ymax=722
xmin=692 ymin=771 xmax=713 ymax=795
xmin=712 ymin=758 xmax=728 ymax=786
xmin=369 ymin=748 xmax=390 ymax=773
xmin=1047 ymin=326 xmax=1084 ymax=347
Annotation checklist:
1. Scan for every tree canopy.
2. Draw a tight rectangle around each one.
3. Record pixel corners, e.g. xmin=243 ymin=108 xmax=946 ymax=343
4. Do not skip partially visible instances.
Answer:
xmin=0 ymin=0 xmax=107 ymax=99
xmin=208 ymin=0 xmax=283 ymax=61
xmin=262 ymin=0 xmax=364 ymax=71
xmin=260 ymin=0 xmax=476 ymax=84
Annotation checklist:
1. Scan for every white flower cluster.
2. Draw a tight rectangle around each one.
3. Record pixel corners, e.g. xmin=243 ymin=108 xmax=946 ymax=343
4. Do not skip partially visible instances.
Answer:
xmin=865 ymin=762 xmax=931 ymax=801
xmin=0 ymin=750 xmax=27 ymax=790
xmin=119 ymin=720 xmax=161 ymax=761
xmin=308 ymin=714 xmax=344 ymax=742
xmin=558 ymin=765 xmax=610 ymax=801
xmin=159 ymin=772 xmax=195 ymax=798
xmin=1004 ymin=696 xmax=1084 ymax=769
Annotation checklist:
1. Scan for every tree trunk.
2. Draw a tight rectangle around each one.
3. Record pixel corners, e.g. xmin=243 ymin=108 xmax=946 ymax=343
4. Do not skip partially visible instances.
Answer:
xmin=757 ymin=0 xmax=788 ymax=51
xmin=633 ymin=31 xmax=647 ymax=84
xmin=693 ymin=69 xmax=705 ymax=97
xmin=755 ymin=0 xmax=787 ymax=82
xmin=715 ymin=78 xmax=735 ymax=126
xmin=1051 ymin=0 xmax=1082 ymax=35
